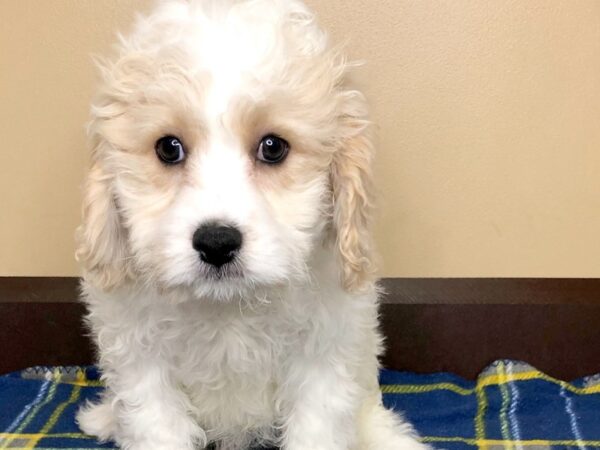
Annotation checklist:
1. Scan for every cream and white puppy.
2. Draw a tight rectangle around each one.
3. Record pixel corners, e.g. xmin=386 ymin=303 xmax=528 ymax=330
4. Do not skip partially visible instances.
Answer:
xmin=75 ymin=1 xmax=428 ymax=449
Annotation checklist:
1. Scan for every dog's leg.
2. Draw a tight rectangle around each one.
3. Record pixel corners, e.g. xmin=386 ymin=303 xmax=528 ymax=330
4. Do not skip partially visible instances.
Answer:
xmin=79 ymin=363 xmax=205 ymax=450
xmin=280 ymin=369 xmax=429 ymax=450
xmin=280 ymin=360 xmax=363 ymax=450
xmin=77 ymin=393 xmax=118 ymax=442
xmin=356 ymin=394 xmax=431 ymax=450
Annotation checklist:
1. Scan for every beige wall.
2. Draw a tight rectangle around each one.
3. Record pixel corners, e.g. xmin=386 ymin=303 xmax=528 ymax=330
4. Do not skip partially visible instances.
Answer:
xmin=1 ymin=0 xmax=599 ymax=278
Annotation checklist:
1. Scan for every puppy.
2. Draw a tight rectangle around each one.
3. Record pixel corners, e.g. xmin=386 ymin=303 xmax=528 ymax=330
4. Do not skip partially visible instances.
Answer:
xmin=76 ymin=1 xmax=428 ymax=449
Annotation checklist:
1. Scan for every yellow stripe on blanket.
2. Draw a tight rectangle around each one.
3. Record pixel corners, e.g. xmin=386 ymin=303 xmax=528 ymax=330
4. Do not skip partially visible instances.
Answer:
xmin=0 ymin=433 xmax=91 ymax=440
xmin=382 ymin=369 xmax=600 ymax=396
xmin=423 ymin=437 xmax=600 ymax=447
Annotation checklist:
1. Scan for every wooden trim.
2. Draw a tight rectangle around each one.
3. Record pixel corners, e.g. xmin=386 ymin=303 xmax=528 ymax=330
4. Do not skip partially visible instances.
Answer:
xmin=0 ymin=277 xmax=80 ymax=303
xmin=3 ymin=277 xmax=600 ymax=304
xmin=1 ymin=277 xmax=599 ymax=379
xmin=379 ymin=278 xmax=600 ymax=305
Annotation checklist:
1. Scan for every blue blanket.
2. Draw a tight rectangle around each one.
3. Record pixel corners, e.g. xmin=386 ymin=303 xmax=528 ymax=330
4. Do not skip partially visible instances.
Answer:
xmin=1 ymin=360 xmax=599 ymax=449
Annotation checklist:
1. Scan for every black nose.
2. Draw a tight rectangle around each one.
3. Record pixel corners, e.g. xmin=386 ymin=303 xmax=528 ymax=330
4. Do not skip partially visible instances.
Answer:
xmin=192 ymin=224 xmax=242 ymax=268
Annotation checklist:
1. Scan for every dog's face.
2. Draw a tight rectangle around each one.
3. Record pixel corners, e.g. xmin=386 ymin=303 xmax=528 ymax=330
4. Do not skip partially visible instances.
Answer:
xmin=77 ymin=0 xmax=375 ymax=300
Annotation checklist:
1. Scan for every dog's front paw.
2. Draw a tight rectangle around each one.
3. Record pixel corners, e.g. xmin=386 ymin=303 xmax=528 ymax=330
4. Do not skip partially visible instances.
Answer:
xmin=120 ymin=432 xmax=204 ymax=450
xmin=116 ymin=413 xmax=206 ymax=450
xmin=124 ymin=441 xmax=197 ymax=450
xmin=77 ymin=399 xmax=117 ymax=442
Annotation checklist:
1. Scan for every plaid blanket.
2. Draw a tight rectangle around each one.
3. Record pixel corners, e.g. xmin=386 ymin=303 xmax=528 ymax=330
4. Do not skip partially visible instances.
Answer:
xmin=1 ymin=360 xmax=599 ymax=450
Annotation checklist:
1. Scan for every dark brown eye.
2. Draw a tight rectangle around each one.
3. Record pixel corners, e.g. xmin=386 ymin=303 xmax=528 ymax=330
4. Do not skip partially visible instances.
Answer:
xmin=155 ymin=136 xmax=185 ymax=164
xmin=256 ymin=135 xmax=289 ymax=164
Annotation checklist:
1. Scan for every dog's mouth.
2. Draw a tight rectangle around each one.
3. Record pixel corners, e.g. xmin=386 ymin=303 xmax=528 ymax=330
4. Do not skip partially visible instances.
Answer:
xmin=189 ymin=262 xmax=266 ymax=303
xmin=202 ymin=260 xmax=244 ymax=281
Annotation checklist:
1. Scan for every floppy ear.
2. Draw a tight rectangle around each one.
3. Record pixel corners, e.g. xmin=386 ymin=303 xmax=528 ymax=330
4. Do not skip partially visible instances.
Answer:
xmin=75 ymin=141 xmax=131 ymax=291
xmin=331 ymin=105 xmax=377 ymax=293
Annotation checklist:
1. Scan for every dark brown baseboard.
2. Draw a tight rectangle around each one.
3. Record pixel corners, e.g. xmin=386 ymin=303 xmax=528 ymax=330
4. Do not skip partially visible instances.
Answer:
xmin=1 ymin=277 xmax=599 ymax=379
xmin=0 ymin=276 xmax=80 ymax=303
xmin=378 ymin=278 xmax=600 ymax=305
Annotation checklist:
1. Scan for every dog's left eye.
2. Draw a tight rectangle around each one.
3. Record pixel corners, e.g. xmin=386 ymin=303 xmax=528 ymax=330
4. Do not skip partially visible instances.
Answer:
xmin=155 ymin=136 xmax=186 ymax=164
xmin=256 ymin=135 xmax=289 ymax=164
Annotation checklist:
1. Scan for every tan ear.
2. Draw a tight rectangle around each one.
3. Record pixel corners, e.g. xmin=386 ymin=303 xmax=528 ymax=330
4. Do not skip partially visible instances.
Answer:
xmin=331 ymin=119 xmax=377 ymax=293
xmin=75 ymin=148 xmax=131 ymax=291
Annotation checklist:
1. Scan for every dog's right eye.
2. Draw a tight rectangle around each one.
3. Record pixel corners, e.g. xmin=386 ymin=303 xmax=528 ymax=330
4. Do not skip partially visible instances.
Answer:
xmin=155 ymin=136 xmax=186 ymax=164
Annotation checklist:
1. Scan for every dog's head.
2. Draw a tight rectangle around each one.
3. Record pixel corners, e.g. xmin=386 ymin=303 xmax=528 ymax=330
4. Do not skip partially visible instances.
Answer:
xmin=76 ymin=0 xmax=376 ymax=300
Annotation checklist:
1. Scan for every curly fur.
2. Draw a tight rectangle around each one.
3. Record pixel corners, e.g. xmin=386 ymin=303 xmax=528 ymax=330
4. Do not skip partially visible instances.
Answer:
xmin=75 ymin=1 xmax=429 ymax=449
